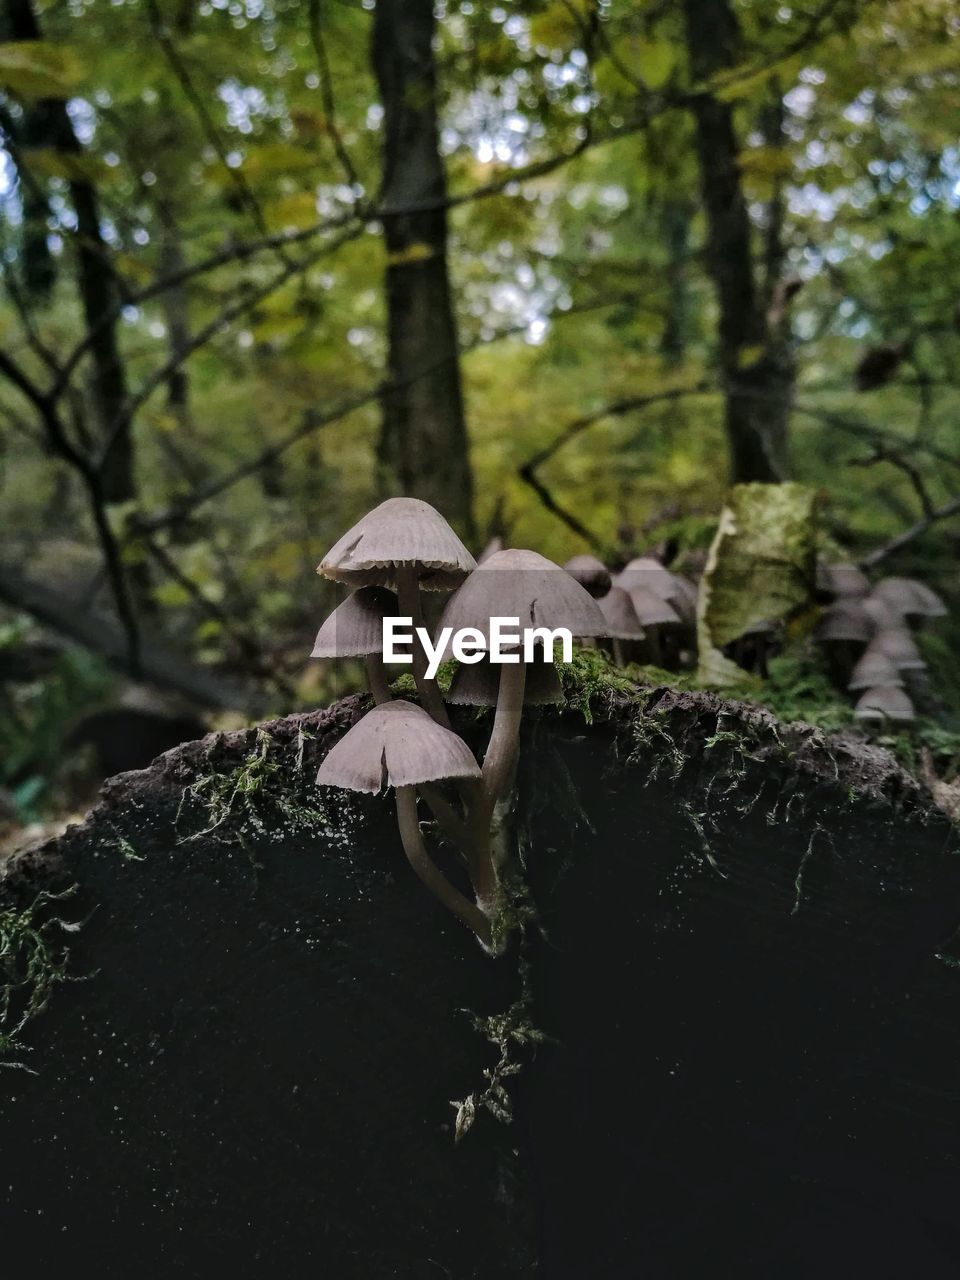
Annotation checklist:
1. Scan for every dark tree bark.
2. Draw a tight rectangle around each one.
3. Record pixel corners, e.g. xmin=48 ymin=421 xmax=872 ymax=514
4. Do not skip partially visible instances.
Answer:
xmin=4 ymin=0 xmax=134 ymax=503
xmin=371 ymin=0 xmax=475 ymax=539
xmin=682 ymin=0 xmax=793 ymax=484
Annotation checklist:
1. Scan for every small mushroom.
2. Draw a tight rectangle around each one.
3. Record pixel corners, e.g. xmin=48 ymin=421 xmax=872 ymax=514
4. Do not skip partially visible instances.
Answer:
xmin=311 ymin=585 xmax=397 ymax=704
xmin=620 ymin=585 xmax=681 ymax=666
xmin=318 ymin=498 xmax=476 ymax=727
xmin=871 ymin=577 xmax=947 ymax=620
xmin=854 ymin=685 xmax=915 ymax=724
xmin=862 ymin=593 xmax=906 ymax=632
xmin=866 ymin=629 xmax=926 ymax=671
xmin=822 ymin=562 xmax=870 ymax=599
xmin=614 ymin=557 xmax=676 ymax=602
xmin=597 ymin=585 xmax=645 ymax=666
xmin=316 ymin=701 xmax=490 ymax=943
xmin=848 ymin=649 xmax=904 ymax=692
xmin=667 ymin=574 xmax=699 ymax=626
xmin=816 ymin=600 xmax=873 ymax=643
xmin=563 ymin=554 xmax=611 ymax=599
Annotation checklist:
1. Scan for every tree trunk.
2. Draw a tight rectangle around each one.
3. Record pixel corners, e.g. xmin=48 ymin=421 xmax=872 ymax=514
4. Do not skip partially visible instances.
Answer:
xmin=4 ymin=0 xmax=134 ymax=504
xmin=682 ymin=0 xmax=792 ymax=484
xmin=371 ymin=0 xmax=475 ymax=539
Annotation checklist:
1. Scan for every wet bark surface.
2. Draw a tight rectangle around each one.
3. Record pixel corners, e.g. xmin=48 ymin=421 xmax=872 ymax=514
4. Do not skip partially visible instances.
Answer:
xmin=2 ymin=688 xmax=959 ymax=1277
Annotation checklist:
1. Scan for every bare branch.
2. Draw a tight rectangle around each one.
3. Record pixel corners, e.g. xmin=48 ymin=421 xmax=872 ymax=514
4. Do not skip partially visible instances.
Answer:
xmin=861 ymin=496 xmax=960 ymax=570
xmin=307 ymin=0 xmax=361 ymax=193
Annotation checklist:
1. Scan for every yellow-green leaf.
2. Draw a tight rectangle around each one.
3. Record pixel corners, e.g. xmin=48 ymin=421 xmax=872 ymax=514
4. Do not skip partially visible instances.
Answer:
xmin=0 ymin=42 xmax=84 ymax=100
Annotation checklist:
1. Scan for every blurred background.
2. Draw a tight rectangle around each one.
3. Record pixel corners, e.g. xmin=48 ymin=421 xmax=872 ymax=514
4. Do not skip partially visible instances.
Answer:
xmin=2 ymin=0 xmax=960 ymax=845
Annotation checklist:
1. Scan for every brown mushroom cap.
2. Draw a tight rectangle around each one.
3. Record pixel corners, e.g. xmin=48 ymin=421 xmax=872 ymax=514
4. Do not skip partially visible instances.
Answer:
xmin=316 ymin=701 xmax=481 ymax=794
xmin=817 ymin=600 xmax=873 ymax=643
xmin=823 ymin=562 xmax=871 ymax=598
xmin=622 ymin=584 xmax=681 ymax=627
xmin=866 ymin=629 xmax=926 ymax=670
xmin=437 ymin=548 xmax=607 ymax=651
xmin=854 ymin=685 xmax=915 ymax=723
xmin=317 ymin=497 xmax=476 ymax=590
xmin=848 ymin=649 xmax=904 ymax=691
xmin=597 ymin=586 xmax=646 ymax=640
xmin=614 ymin=557 xmax=676 ymax=601
xmin=872 ymin=576 xmax=947 ymax=618
xmin=563 ymin=555 xmax=611 ymax=599
xmin=310 ymin=586 xmax=397 ymax=658
xmin=447 ymin=654 xmax=565 ymax=706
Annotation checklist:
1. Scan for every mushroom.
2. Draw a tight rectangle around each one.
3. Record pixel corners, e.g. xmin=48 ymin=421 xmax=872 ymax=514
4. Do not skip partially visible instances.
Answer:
xmin=614 ymin=556 xmax=676 ymax=602
xmin=816 ymin=600 xmax=873 ymax=643
xmin=316 ymin=701 xmax=490 ymax=944
xmin=596 ymin=585 xmax=645 ymax=666
xmin=311 ymin=585 xmax=397 ymax=704
xmin=871 ymin=577 xmax=947 ymax=620
xmin=854 ymin=685 xmax=915 ymax=725
xmin=862 ymin=594 xmax=906 ymax=632
xmin=437 ymin=548 xmax=607 ymax=904
xmin=866 ymin=629 xmax=926 ymax=671
xmin=666 ymin=574 xmax=699 ymax=627
xmin=317 ymin=498 xmax=476 ymax=727
xmin=821 ymin=562 xmax=870 ymax=599
xmin=563 ymin=554 xmax=611 ymax=599
xmin=848 ymin=649 xmax=904 ymax=692
xmin=619 ymin=584 xmax=681 ymax=666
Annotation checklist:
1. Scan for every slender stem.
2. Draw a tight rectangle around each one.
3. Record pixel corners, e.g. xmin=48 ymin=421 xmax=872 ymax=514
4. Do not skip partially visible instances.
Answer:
xmin=365 ymin=652 xmax=392 ymax=704
xmin=395 ymin=787 xmax=491 ymax=946
xmin=465 ymin=660 xmax=527 ymax=911
xmin=612 ymin=637 xmax=625 ymax=667
xmin=395 ymin=565 xmax=452 ymax=729
xmin=419 ymin=783 xmax=470 ymax=849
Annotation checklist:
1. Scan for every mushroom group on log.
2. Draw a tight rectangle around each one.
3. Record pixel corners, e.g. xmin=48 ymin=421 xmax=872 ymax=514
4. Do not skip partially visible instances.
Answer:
xmin=2 ymin=686 xmax=960 ymax=1276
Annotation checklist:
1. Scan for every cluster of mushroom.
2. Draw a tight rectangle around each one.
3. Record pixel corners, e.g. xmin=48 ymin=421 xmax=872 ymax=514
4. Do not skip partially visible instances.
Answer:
xmin=310 ymin=498 xmax=608 ymax=951
xmin=560 ymin=553 xmax=698 ymax=670
xmin=816 ymin=564 xmax=946 ymax=725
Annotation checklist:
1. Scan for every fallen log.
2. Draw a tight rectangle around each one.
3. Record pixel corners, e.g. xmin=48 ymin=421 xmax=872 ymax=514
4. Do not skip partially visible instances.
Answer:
xmin=1 ymin=686 xmax=959 ymax=1277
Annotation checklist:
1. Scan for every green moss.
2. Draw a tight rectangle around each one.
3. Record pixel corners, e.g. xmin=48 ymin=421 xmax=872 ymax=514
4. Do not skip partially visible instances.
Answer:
xmin=0 ymin=887 xmax=77 ymax=1065
xmin=743 ymin=651 xmax=855 ymax=732
xmin=555 ymin=648 xmax=642 ymax=723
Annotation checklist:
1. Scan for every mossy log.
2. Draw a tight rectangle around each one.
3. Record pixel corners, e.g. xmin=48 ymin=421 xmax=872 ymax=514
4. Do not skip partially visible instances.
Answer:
xmin=2 ymin=687 xmax=960 ymax=1278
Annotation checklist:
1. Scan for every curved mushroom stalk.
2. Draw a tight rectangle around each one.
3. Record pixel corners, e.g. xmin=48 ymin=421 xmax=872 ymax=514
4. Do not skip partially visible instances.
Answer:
xmin=395 ymin=787 xmax=491 ymax=947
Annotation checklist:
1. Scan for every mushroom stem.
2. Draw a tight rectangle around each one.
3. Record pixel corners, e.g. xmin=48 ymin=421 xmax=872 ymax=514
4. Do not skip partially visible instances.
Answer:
xmin=465 ymin=660 xmax=527 ymax=911
xmin=395 ymin=565 xmax=452 ymax=730
xmin=418 ymin=782 xmax=470 ymax=849
xmin=365 ymin=653 xmax=392 ymax=705
xmin=395 ymin=786 xmax=491 ymax=946
xmin=612 ymin=638 xmax=625 ymax=667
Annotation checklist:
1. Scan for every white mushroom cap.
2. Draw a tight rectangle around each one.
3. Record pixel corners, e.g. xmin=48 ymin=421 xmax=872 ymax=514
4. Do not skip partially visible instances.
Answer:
xmin=318 ymin=497 xmax=476 ymax=590
xmin=822 ymin=562 xmax=871 ymax=598
xmin=597 ymin=586 xmax=646 ymax=640
xmin=316 ymin=701 xmax=481 ymax=794
xmin=311 ymin=586 xmax=397 ymax=658
xmin=447 ymin=655 xmax=565 ymax=706
xmin=854 ymin=685 xmax=915 ymax=723
xmin=614 ymin=557 xmax=676 ymax=601
xmin=848 ymin=649 xmax=904 ymax=691
xmin=817 ymin=600 xmax=873 ymax=643
xmin=622 ymin=585 xmax=681 ymax=627
xmin=563 ymin=555 xmax=611 ymax=599
xmin=437 ymin=548 xmax=607 ymax=652
xmin=866 ymin=629 xmax=926 ymax=670
xmin=871 ymin=577 xmax=947 ymax=618
xmin=862 ymin=594 xmax=906 ymax=632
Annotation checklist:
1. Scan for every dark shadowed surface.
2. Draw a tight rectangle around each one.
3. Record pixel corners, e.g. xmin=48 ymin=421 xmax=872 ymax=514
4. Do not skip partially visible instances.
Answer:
xmin=2 ymin=688 xmax=960 ymax=1278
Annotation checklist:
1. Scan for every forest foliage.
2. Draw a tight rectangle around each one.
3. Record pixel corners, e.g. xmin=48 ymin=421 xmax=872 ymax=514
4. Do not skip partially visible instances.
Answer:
xmin=2 ymin=0 xmax=960 ymax=820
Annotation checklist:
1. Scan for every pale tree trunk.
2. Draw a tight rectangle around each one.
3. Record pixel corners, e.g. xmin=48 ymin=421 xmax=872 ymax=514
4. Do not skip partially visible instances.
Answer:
xmin=371 ymin=0 xmax=475 ymax=539
xmin=682 ymin=0 xmax=793 ymax=484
